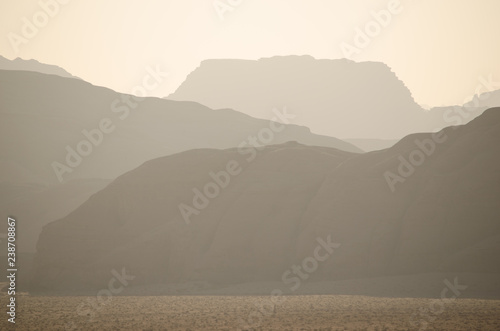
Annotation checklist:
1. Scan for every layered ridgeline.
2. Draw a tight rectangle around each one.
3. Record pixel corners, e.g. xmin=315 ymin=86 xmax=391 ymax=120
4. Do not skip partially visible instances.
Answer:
xmin=0 ymin=68 xmax=359 ymax=254
xmin=0 ymin=69 xmax=360 ymax=186
xmin=33 ymin=108 xmax=500 ymax=292
xmin=167 ymin=56 xmax=497 ymax=142
xmin=167 ymin=55 xmax=428 ymax=140
xmin=429 ymin=88 xmax=500 ymax=131
xmin=0 ymin=55 xmax=79 ymax=79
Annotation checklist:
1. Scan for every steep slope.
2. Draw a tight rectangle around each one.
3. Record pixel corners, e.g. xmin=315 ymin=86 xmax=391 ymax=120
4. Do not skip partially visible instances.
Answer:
xmin=429 ymin=89 xmax=500 ymax=129
xmin=0 ymin=70 xmax=360 ymax=187
xmin=0 ymin=55 xmax=79 ymax=79
xmin=296 ymin=108 xmax=500 ymax=280
xmin=167 ymin=55 xmax=431 ymax=139
xmin=33 ymin=143 xmax=352 ymax=290
xmin=0 ymin=179 xmax=111 ymax=253
xmin=32 ymin=109 xmax=500 ymax=292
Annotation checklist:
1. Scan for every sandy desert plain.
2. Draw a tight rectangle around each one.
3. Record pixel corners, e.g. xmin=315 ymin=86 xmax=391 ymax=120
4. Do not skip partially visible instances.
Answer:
xmin=2 ymin=276 xmax=500 ymax=331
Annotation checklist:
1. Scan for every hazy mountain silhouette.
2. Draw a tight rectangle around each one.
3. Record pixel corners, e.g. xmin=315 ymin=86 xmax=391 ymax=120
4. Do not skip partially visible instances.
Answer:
xmin=0 ymin=179 xmax=110 ymax=253
xmin=345 ymin=138 xmax=399 ymax=152
xmin=168 ymin=56 xmax=500 ymax=142
xmin=349 ymin=89 xmax=500 ymax=151
xmin=0 ymin=69 xmax=360 ymax=187
xmin=0 ymin=69 xmax=360 ymax=256
xmin=32 ymin=108 xmax=500 ymax=292
xmin=167 ymin=55 xmax=434 ymax=139
xmin=429 ymin=89 xmax=500 ymax=129
xmin=0 ymin=55 xmax=80 ymax=80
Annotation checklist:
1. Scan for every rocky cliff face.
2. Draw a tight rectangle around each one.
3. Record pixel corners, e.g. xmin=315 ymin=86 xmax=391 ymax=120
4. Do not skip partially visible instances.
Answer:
xmin=32 ymin=109 xmax=500 ymax=292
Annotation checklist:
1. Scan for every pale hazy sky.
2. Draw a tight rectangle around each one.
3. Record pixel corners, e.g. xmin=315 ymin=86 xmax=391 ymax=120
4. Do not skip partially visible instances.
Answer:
xmin=1 ymin=0 xmax=499 ymax=107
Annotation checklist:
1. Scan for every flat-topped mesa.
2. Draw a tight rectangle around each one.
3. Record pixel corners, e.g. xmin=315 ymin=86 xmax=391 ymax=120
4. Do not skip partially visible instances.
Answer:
xmin=167 ymin=56 xmax=427 ymax=139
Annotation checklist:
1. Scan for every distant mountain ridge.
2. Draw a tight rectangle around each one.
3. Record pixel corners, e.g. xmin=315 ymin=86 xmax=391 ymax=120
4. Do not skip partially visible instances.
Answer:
xmin=0 ymin=69 xmax=360 ymax=255
xmin=168 ymin=55 xmax=500 ymax=141
xmin=167 ymin=55 xmax=430 ymax=139
xmin=0 ymin=55 xmax=80 ymax=79
xmin=0 ymin=69 xmax=360 ymax=187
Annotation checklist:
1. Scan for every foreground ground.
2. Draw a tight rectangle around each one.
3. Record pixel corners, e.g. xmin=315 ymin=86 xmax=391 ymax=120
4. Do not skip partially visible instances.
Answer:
xmin=1 ymin=293 xmax=500 ymax=330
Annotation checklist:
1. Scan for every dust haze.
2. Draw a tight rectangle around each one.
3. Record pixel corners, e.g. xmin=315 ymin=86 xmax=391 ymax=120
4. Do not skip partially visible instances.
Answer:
xmin=1 ymin=1 xmax=500 ymax=330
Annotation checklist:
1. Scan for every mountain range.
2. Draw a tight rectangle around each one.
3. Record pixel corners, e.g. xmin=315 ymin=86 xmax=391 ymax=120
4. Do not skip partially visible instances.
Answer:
xmin=32 ymin=108 xmax=500 ymax=292
xmin=0 ymin=55 xmax=79 ymax=79
xmin=0 ymin=68 xmax=359 ymax=254
xmin=0 ymin=57 xmax=498 ymax=295
xmin=168 ymin=55 xmax=496 ymax=141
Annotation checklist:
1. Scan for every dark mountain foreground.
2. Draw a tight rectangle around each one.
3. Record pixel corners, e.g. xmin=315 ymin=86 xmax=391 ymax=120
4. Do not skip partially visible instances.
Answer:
xmin=32 ymin=108 xmax=500 ymax=297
